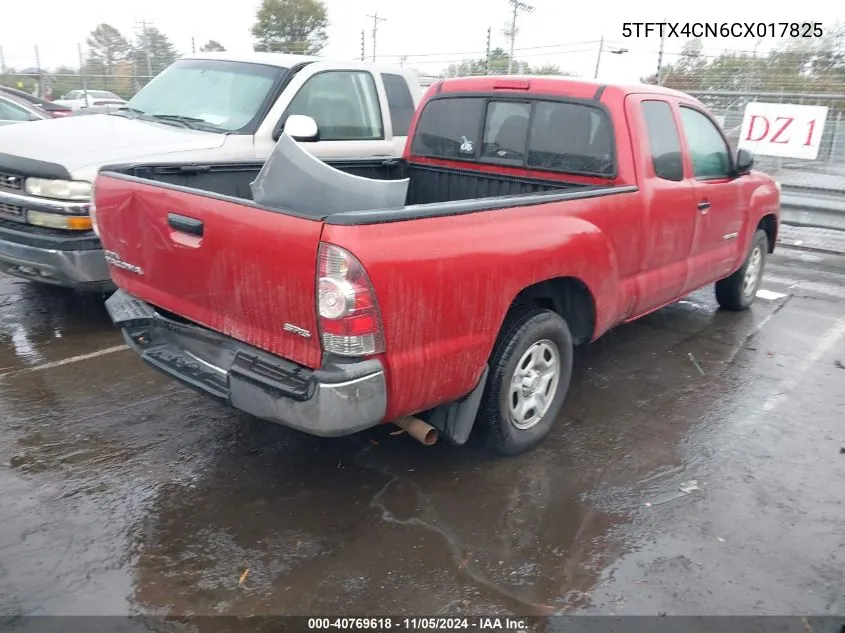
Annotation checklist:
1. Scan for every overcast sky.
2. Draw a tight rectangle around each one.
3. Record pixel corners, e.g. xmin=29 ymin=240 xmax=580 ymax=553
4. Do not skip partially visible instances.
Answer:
xmin=0 ymin=0 xmax=840 ymax=82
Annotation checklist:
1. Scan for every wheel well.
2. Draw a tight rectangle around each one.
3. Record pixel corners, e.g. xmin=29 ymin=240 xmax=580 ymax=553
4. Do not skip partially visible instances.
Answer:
xmin=511 ymin=277 xmax=596 ymax=345
xmin=758 ymin=214 xmax=778 ymax=253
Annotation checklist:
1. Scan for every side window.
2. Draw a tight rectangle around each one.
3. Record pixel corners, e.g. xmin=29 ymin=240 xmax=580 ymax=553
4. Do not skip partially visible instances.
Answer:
xmin=410 ymin=97 xmax=485 ymax=159
xmin=641 ymin=100 xmax=683 ymax=181
xmin=286 ymin=71 xmax=384 ymax=141
xmin=679 ymin=106 xmax=731 ymax=179
xmin=481 ymin=101 xmax=530 ymax=165
xmin=0 ymin=100 xmax=31 ymax=121
xmin=381 ymin=73 xmax=415 ymax=137
xmin=527 ymin=102 xmax=613 ymax=175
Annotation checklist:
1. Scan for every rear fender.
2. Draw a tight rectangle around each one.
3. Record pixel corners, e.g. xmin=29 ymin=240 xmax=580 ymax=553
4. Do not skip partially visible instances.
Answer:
xmin=496 ymin=215 xmax=622 ymax=347
xmin=350 ymin=213 xmax=622 ymax=421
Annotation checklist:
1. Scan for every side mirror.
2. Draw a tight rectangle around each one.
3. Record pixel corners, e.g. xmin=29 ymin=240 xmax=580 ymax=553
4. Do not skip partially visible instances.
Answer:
xmin=282 ymin=114 xmax=319 ymax=142
xmin=28 ymin=112 xmax=42 ymax=121
xmin=735 ymin=148 xmax=754 ymax=176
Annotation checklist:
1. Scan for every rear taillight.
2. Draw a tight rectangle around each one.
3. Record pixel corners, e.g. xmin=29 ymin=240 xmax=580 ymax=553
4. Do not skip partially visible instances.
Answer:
xmin=317 ymin=242 xmax=384 ymax=357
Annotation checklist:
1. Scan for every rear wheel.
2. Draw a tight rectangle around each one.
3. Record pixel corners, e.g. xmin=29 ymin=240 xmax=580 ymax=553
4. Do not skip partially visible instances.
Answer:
xmin=715 ymin=229 xmax=768 ymax=311
xmin=476 ymin=306 xmax=573 ymax=456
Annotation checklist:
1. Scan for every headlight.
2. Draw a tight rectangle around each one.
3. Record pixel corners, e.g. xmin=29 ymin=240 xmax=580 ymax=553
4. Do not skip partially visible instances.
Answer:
xmin=25 ymin=178 xmax=91 ymax=201
xmin=27 ymin=211 xmax=93 ymax=231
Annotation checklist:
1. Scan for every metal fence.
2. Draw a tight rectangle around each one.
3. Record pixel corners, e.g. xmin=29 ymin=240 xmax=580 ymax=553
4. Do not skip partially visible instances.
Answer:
xmin=691 ymin=90 xmax=845 ymax=177
xmin=690 ymin=90 xmax=845 ymax=242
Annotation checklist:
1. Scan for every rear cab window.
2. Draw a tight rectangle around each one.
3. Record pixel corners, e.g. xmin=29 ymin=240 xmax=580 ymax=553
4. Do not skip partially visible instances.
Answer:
xmin=410 ymin=95 xmax=615 ymax=177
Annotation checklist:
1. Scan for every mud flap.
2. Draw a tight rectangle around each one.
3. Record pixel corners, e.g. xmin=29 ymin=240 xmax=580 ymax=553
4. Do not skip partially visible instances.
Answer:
xmin=426 ymin=365 xmax=489 ymax=446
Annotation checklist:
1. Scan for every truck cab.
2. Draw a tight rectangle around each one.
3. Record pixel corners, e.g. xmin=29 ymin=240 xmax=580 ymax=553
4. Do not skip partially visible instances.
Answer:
xmin=0 ymin=52 xmax=422 ymax=290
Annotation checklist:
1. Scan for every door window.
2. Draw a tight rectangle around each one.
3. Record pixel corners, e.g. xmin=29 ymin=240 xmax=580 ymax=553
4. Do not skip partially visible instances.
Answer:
xmin=286 ymin=71 xmax=384 ymax=141
xmin=0 ymin=99 xmax=32 ymax=121
xmin=641 ymin=100 xmax=683 ymax=181
xmin=679 ymin=107 xmax=732 ymax=179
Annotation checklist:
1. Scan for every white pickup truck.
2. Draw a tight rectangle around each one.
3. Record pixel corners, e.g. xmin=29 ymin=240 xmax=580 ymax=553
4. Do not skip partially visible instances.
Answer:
xmin=0 ymin=52 xmax=422 ymax=290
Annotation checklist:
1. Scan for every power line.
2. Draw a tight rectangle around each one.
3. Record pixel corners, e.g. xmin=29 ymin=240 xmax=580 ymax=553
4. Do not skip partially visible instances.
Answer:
xmin=377 ymin=39 xmax=602 ymax=62
xmin=402 ymin=48 xmax=598 ymax=67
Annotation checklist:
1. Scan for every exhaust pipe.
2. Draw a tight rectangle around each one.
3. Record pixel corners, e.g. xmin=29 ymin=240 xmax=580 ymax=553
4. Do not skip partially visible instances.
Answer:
xmin=394 ymin=417 xmax=439 ymax=446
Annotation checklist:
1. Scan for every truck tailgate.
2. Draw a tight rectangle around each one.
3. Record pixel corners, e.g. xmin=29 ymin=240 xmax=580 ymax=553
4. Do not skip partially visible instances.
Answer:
xmin=95 ymin=173 xmax=324 ymax=369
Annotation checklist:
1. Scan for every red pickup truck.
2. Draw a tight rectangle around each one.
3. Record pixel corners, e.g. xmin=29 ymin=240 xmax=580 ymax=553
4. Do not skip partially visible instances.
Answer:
xmin=96 ymin=76 xmax=780 ymax=456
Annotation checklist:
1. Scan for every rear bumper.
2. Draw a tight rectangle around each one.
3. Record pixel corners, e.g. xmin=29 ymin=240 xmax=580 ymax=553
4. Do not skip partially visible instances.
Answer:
xmin=105 ymin=289 xmax=387 ymax=437
xmin=0 ymin=219 xmax=111 ymax=290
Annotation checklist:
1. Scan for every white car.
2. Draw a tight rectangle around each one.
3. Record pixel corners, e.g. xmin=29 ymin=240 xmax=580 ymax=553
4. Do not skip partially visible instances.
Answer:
xmin=53 ymin=90 xmax=126 ymax=111
xmin=0 ymin=52 xmax=423 ymax=290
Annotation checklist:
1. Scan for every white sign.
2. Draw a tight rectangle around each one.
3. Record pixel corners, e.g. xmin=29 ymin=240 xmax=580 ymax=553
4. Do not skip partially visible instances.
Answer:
xmin=737 ymin=102 xmax=828 ymax=160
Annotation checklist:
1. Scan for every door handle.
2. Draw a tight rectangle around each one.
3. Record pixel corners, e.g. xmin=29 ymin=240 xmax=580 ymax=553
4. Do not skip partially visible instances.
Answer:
xmin=167 ymin=213 xmax=204 ymax=237
xmin=697 ymin=201 xmax=711 ymax=214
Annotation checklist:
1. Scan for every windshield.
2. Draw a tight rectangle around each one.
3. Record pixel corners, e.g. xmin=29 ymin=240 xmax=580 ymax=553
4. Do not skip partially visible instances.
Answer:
xmin=126 ymin=59 xmax=287 ymax=133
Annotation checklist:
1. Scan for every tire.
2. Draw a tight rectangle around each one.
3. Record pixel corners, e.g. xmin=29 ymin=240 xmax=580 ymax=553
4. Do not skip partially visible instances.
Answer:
xmin=476 ymin=306 xmax=574 ymax=456
xmin=715 ymin=229 xmax=769 ymax=311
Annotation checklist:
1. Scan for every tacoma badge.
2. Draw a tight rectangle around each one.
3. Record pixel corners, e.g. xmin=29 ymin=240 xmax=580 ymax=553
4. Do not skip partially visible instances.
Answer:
xmin=103 ymin=250 xmax=144 ymax=275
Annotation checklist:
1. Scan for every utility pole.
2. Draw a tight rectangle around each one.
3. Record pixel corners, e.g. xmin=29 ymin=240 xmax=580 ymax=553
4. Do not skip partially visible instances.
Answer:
xmin=35 ymin=44 xmax=44 ymax=97
xmin=656 ymin=31 xmax=665 ymax=84
xmin=366 ymin=12 xmax=386 ymax=63
xmin=77 ymin=43 xmax=89 ymax=101
xmin=140 ymin=19 xmax=153 ymax=78
xmin=594 ymin=36 xmax=604 ymax=79
xmin=400 ymin=55 xmax=407 ymax=67
xmin=595 ymin=37 xmax=627 ymax=80
xmin=192 ymin=36 xmax=196 ymax=54
xmin=506 ymin=0 xmax=534 ymax=74
xmin=360 ymin=29 xmax=365 ymax=61
xmin=742 ymin=37 xmax=761 ymax=92
xmin=485 ymin=26 xmax=492 ymax=74
xmin=0 ymin=46 xmax=5 ymax=74
xmin=655 ymin=15 xmax=666 ymax=85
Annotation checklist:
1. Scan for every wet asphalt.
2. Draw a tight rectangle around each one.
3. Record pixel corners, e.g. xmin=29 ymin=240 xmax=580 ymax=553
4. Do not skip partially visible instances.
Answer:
xmin=0 ymin=246 xmax=843 ymax=623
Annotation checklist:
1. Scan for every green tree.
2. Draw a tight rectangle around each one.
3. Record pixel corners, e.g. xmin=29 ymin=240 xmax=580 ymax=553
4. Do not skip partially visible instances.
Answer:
xmin=50 ymin=66 xmax=81 ymax=97
xmin=86 ymin=23 xmax=131 ymax=91
xmin=251 ymin=0 xmax=329 ymax=55
xmin=444 ymin=48 xmax=571 ymax=77
xmin=651 ymin=29 xmax=845 ymax=96
xmin=528 ymin=63 xmax=573 ymax=76
xmin=132 ymin=26 xmax=179 ymax=84
xmin=200 ymin=40 xmax=226 ymax=52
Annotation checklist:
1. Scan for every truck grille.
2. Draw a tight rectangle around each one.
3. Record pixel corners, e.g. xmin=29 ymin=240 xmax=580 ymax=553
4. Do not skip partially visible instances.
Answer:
xmin=0 ymin=171 xmax=24 ymax=192
xmin=0 ymin=201 xmax=24 ymax=221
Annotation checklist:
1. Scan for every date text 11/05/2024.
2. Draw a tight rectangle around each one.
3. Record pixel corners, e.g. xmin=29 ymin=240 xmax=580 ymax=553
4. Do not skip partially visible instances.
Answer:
xmin=622 ymin=22 xmax=824 ymax=38
xmin=307 ymin=618 xmax=529 ymax=631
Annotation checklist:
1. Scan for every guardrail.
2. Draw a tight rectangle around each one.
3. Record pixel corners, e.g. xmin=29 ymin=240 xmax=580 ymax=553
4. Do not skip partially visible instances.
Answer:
xmin=780 ymin=189 xmax=845 ymax=232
